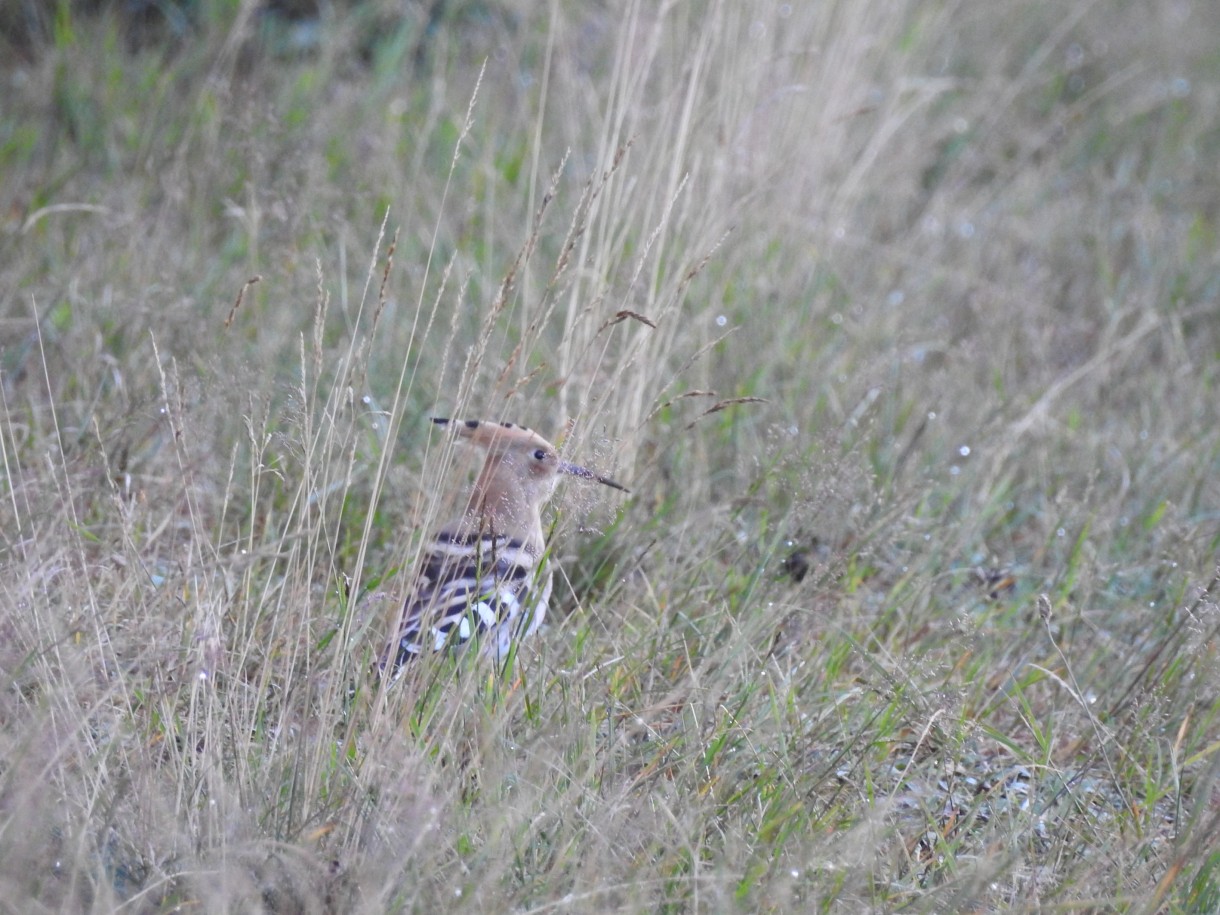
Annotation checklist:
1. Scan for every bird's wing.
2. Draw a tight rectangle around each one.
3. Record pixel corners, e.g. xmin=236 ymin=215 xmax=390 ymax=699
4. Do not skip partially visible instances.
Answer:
xmin=383 ymin=532 xmax=540 ymax=672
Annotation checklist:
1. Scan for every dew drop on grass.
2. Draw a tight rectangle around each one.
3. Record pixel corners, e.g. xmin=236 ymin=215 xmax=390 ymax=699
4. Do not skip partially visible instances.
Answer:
xmin=958 ymin=445 xmax=971 ymax=457
xmin=927 ymin=411 xmax=937 ymax=420
xmin=716 ymin=315 xmax=727 ymax=327
xmin=1057 ymin=528 xmax=1066 ymax=537
xmin=949 ymin=465 xmax=961 ymax=476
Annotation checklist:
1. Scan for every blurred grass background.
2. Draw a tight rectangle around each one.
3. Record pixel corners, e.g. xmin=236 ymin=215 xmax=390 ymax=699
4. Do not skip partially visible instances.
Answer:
xmin=2 ymin=0 xmax=1219 ymax=911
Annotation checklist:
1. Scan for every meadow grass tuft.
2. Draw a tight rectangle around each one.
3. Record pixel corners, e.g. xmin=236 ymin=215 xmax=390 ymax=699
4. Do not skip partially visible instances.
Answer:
xmin=2 ymin=0 xmax=1220 ymax=911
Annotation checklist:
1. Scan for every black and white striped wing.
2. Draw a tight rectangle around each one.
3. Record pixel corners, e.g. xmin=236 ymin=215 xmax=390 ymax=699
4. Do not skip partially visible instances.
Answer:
xmin=384 ymin=533 xmax=550 ymax=672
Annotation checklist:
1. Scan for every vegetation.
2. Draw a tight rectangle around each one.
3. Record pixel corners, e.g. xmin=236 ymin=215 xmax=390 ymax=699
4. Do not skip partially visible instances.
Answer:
xmin=2 ymin=0 xmax=1219 ymax=910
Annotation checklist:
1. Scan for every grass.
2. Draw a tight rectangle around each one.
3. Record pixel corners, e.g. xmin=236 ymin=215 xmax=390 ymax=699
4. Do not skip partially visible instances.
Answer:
xmin=2 ymin=0 xmax=1220 ymax=910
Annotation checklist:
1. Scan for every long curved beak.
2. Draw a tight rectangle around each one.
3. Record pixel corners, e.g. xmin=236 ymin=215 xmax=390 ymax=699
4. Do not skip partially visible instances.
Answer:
xmin=559 ymin=461 xmax=630 ymax=493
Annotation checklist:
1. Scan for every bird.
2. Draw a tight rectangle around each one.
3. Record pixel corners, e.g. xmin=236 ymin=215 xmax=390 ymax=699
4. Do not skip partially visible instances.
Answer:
xmin=380 ymin=417 xmax=628 ymax=675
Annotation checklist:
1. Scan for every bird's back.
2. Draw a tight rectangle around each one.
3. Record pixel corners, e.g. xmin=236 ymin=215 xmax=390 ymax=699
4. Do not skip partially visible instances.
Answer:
xmin=384 ymin=529 xmax=554 ymax=673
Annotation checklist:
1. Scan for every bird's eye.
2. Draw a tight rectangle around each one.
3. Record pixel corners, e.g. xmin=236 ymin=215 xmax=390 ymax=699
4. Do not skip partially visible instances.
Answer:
xmin=532 ymin=448 xmax=547 ymax=461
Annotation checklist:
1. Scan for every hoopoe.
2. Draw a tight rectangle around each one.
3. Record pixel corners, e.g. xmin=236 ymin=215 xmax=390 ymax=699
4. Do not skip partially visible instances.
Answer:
xmin=381 ymin=417 xmax=627 ymax=675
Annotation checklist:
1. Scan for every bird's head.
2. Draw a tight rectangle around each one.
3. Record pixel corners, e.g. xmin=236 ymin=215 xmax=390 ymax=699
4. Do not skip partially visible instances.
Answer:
xmin=433 ymin=417 xmax=627 ymax=539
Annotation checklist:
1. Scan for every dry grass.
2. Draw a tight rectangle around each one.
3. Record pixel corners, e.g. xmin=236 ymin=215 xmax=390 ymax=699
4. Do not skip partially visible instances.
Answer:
xmin=2 ymin=0 xmax=1220 ymax=911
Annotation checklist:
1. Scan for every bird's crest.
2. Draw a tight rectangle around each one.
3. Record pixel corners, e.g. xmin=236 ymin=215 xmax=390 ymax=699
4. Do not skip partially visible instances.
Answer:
xmin=434 ymin=417 xmax=552 ymax=453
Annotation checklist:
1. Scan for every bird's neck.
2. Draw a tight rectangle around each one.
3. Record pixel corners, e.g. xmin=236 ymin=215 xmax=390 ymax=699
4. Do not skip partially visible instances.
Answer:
xmin=459 ymin=474 xmax=544 ymax=549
